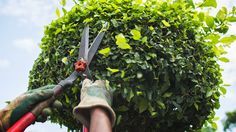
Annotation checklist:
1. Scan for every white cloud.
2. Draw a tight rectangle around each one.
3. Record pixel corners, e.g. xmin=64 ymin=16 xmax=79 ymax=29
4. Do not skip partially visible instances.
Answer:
xmin=0 ymin=0 xmax=55 ymax=26
xmin=0 ymin=0 xmax=74 ymax=27
xmin=13 ymin=38 xmax=38 ymax=53
xmin=0 ymin=58 xmax=10 ymax=69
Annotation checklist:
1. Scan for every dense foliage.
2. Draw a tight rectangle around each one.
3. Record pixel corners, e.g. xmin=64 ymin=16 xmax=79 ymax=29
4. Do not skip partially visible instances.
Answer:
xmin=28 ymin=0 xmax=236 ymax=131
xmin=223 ymin=110 xmax=236 ymax=131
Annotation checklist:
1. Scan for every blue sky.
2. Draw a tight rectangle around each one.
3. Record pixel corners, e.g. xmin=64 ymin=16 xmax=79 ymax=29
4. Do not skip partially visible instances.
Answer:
xmin=0 ymin=0 xmax=235 ymax=132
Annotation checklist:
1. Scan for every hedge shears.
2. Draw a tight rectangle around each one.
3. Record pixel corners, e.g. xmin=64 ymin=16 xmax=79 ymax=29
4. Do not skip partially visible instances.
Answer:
xmin=7 ymin=22 xmax=108 ymax=132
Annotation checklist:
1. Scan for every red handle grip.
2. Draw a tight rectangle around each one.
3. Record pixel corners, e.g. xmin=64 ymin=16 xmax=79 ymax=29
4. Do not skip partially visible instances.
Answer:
xmin=7 ymin=112 xmax=36 ymax=132
xmin=83 ymin=126 xmax=89 ymax=132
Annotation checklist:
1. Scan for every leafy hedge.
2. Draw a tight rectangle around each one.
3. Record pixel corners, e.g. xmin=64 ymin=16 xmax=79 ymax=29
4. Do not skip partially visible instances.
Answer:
xmin=28 ymin=0 xmax=236 ymax=131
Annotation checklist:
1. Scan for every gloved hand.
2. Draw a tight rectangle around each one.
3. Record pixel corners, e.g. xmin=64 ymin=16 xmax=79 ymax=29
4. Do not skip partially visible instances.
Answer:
xmin=73 ymin=79 xmax=116 ymax=128
xmin=0 ymin=85 xmax=62 ymax=132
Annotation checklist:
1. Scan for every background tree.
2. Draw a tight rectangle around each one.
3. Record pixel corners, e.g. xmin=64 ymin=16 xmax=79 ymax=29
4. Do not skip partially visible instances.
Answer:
xmin=223 ymin=110 xmax=236 ymax=131
xmin=28 ymin=0 xmax=236 ymax=131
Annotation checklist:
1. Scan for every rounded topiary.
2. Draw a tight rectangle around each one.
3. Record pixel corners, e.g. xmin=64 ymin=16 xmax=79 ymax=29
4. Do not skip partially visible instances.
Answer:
xmin=29 ymin=0 xmax=228 ymax=131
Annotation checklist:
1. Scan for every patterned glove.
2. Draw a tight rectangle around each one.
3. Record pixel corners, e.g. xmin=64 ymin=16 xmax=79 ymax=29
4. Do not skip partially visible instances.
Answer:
xmin=73 ymin=79 xmax=116 ymax=128
xmin=0 ymin=85 xmax=62 ymax=132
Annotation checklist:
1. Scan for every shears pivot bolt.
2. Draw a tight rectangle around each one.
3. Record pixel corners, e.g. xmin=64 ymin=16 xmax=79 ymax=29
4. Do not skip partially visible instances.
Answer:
xmin=74 ymin=59 xmax=87 ymax=72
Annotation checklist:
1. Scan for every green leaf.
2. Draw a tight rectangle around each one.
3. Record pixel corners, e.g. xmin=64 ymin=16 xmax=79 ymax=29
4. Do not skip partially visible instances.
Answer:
xmin=134 ymin=0 xmax=142 ymax=5
xmin=202 ymin=0 xmax=217 ymax=8
xmin=139 ymin=98 xmax=148 ymax=113
xmin=72 ymin=87 xmax=78 ymax=94
xmin=62 ymin=8 xmax=67 ymax=15
xmin=43 ymin=58 xmax=49 ymax=63
xmin=107 ymin=67 xmax=119 ymax=73
xmin=198 ymin=12 xmax=205 ymax=21
xmin=65 ymin=94 xmax=70 ymax=103
xmin=216 ymin=7 xmax=227 ymax=21
xmin=56 ymin=7 xmax=60 ymax=17
xmin=83 ymin=18 xmax=93 ymax=23
xmin=227 ymin=16 xmax=236 ymax=22
xmin=69 ymin=49 xmax=75 ymax=55
xmin=148 ymin=26 xmax=154 ymax=31
xmin=127 ymin=89 xmax=134 ymax=102
xmin=117 ymin=105 xmax=129 ymax=112
xmin=186 ymin=0 xmax=195 ymax=8
xmin=115 ymin=33 xmax=132 ymax=49
xmin=205 ymin=15 xmax=214 ymax=28
xmin=220 ymin=87 xmax=227 ymax=95
xmin=163 ymin=92 xmax=172 ymax=98
xmin=210 ymin=122 xmax=218 ymax=129
xmin=233 ymin=6 xmax=236 ymax=14
xmin=115 ymin=0 xmax=122 ymax=3
xmin=157 ymin=101 xmax=166 ymax=109
xmin=205 ymin=33 xmax=220 ymax=45
xmin=99 ymin=47 xmax=111 ymax=56
xmin=151 ymin=112 xmax=158 ymax=117
xmin=206 ymin=90 xmax=213 ymax=97
xmin=116 ymin=115 xmax=122 ymax=125
xmin=111 ymin=19 xmax=118 ymax=27
xmin=55 ymin=28 xmax=62 ymax=35
xmin=219 ymin=57 xmax=229 ymax=63
xmin=220 ymin=35 xmax=236 ymax=45
xmin=142 ymin=36 xmax=148 ymax=43
xmin=223 ymin=84 xmax=231 ymax=87
xmin=162 ymin=20 xmax=171 ymax=27
xmin=60 ymin=0 xmax=66 ymax=6
xmin=121 ymin=70 xmax=125 ymax=78
xmin=212 ymin=46 xmax=227 ymax=57
xmin=137 ymin=91 xmax=143 ymax=96
xmin=130 ymin=29 xmax=141 ymax=40
xmin=98 ymin=0 xmax=106 ymax=2
xmin=213 ymin=117 xmax=220 ymax=121
xmin=61 ymin=57 xmax=68 ymax=64
xmin=194 ymin=103 xmax=199 ymax=110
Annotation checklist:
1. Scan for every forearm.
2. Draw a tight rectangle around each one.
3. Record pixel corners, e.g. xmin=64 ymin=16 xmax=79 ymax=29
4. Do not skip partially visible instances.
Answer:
xmin=90 ymin=107 xmax=112 ymax=132
xmin=73 ymin=79 xmax=115 ymax=131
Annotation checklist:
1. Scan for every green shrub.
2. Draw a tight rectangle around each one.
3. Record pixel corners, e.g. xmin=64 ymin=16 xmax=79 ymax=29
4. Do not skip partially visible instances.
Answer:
xmin=29 ymin=0 xmax=235 ymax=131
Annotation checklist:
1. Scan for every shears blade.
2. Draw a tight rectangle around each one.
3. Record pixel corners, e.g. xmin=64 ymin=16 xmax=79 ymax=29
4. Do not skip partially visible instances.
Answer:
xmin=78 ymin=26 xmax=89 ymax=60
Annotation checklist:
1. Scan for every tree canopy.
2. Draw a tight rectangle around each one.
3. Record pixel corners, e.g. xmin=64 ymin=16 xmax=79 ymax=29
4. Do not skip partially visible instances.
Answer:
xmin=223 ymin=110 xmax=236 ymax=131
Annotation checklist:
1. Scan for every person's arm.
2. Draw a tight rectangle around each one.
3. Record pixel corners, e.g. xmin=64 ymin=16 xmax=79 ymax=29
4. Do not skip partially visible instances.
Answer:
xmin=0 ymin=85 xmax=61 ymax=131
xmin=90 ymin=107 xmax=112 ymax=132
xmin=73 ymin=79 xmax=116 ymax=131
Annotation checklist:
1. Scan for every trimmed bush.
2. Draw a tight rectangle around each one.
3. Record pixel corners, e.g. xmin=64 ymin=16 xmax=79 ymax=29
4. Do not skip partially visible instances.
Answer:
xmin=29 ymin=0 xmax=234 ymax=131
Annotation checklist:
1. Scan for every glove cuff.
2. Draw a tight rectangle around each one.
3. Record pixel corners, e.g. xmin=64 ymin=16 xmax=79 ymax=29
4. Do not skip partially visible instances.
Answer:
xmin=73 ymin=96 xmax=116 ymax=128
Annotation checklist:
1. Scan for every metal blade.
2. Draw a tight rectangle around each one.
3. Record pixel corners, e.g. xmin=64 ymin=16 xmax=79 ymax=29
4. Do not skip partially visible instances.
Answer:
xmin=87 ymin=31 xmax=105 ymax=65
xmin=59 ymin=71 xmax=81 ymax=89
xmin=78 ymin=26 xmax=89 ymax=60
xmin=83 ymin=67 xmax=92 ymax=80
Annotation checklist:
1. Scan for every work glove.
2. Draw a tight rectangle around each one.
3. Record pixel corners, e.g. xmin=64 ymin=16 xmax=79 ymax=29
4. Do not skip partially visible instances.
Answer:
xmin=0 ymin=85 xmax=62 ymax=132
xmin=73 ymin=79 xmax=116 ymax=128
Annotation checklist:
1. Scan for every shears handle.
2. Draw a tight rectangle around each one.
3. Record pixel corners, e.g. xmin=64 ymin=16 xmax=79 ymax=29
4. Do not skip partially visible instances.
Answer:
xmin=83 ymin=126 xmax=89 ymax=132
xmin=7 ymin=111 xmax=90 ymax=132
xmin=7 ymin=85 xmax=63 ymax=132
xmin=7 ymin=112 xmax=36 ymax=132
